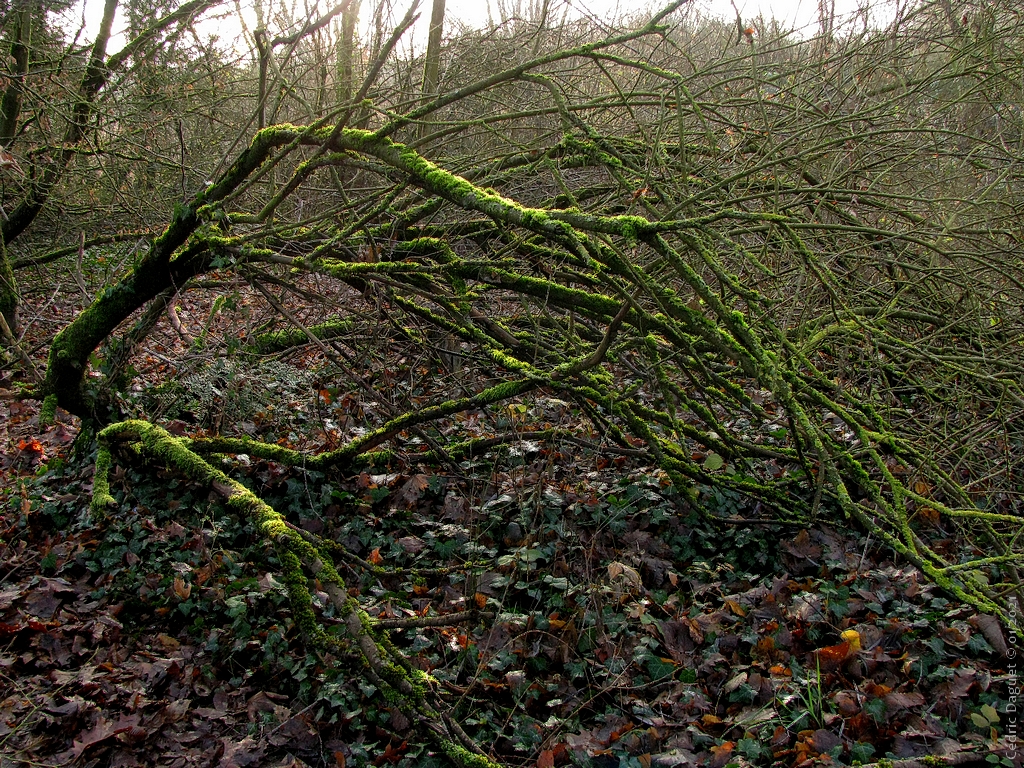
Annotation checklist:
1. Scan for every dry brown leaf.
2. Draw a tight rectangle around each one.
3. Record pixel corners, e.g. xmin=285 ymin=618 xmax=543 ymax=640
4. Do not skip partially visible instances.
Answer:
xmin=884 ymin=690 xmax=926 ymax=710
xmin=723 ymin=599 xmax=746 ymax=617
xmin=709 ymin=741 xmax=734 ymax=768
xmin=172 ymin=575 xmax=192 ymax=600
xmin=156 ymin=633 xmax=180 ymax=650
xmin=938 ymin=623 xmax=971 ymax=647
xmin=969 ymin=614 xmax=1007 ymax=656
xmin=784 ymin=529 xmax=822 ymax=561
xmin=71 ymin=714 xmax=142 ymax=757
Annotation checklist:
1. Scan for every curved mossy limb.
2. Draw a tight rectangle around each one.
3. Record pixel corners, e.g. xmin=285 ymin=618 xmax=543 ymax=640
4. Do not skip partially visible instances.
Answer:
xmin=187 ymin=374 xmax=541 ymax=472
xmin=41 ymin=243 xmax=211 ymax=418
xmin=94 ymin=420 xmax=501 ymax=768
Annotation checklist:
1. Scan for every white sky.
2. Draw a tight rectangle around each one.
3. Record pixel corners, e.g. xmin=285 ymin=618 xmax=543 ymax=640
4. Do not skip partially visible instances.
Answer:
xmin=66 ymin=0 xmax=890 ymax=56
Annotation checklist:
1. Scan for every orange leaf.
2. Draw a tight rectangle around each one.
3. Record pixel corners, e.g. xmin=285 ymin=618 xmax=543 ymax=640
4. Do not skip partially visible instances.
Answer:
xmin=812 ymin=629 xmax=861 ymax=671
xmin=18 ymin=438 xmax=44 ymax=455
xmin=754 ymin=635 xmax=776 ymax=659
xmin=608 ymin=723 xmax=633 ymax=743
xmin=368 ymin=547 xmax=383 ymax=565
xmin=724 ymin=599 xmax=746 ymax=617
xmin=537 ymin=749 xmax=555 ymax=768
xmin=916 ymin=506 xmax=941 ymax=526
xmin=172 ymin=575 xmax=192 ymax=600
xmin=709 ymin=741 xmax=735 ymax=768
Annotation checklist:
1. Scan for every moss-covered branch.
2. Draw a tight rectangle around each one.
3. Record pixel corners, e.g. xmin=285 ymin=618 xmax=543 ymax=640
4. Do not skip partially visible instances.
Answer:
xmin=94 ymin=420 xmax=501 ymax=768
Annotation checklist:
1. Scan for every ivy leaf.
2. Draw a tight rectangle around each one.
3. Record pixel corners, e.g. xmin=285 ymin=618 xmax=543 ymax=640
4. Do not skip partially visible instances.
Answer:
xmin=703 ymin=452 xmax=724 ymax=471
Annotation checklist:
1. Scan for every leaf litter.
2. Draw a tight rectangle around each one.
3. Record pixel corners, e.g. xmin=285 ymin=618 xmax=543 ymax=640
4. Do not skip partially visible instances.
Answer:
xmin=0 ymin=332 xmax=1020 ymax=767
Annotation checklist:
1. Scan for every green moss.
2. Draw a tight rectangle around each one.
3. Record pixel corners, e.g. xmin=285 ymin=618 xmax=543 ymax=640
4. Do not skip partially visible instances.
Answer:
xmin=89 ymin=444 xmax=116 ymax=517
xmin=188 ymin=436 xmax=304 ymax=466
xmin=96 ymin=420 xmax=335 ymax=639
xmin=617 ymin=215 xmax=649 ymax=246
xmin=278 ymin=548 xmax=324 ymax=641
xmin=439 ymin=741 xmax=501 ymax=768
xmin=39 ymin=393 xmax=58 ymax=426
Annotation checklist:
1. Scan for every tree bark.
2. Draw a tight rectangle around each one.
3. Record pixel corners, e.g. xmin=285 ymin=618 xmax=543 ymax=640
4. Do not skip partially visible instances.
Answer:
xmin=418 ymin=0 xmax=445 ymax=138
xmin=336 ymin=0 xmax=361 ymax=104
xmin=0 ymin=7 xmax=31 ymax=145
xmin=0 ymin=238 xmax=19 ymax=341
xmin=1 ymin=0 xmax=118 ymax=245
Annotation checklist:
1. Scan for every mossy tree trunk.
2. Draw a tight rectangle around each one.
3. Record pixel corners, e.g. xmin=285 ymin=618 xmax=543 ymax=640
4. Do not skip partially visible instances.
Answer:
xmin=0 ymin=6 xmax=32 ymax=339
xmin=0 ymin=6 xmax=31 ymax=145
xmin=0 ymin=237 xmax=18 ymax=342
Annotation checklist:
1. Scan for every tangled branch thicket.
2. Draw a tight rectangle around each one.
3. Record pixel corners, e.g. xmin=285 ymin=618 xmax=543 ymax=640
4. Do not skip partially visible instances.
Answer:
xmin=5 ymin=0 xmax=1023 ymax=760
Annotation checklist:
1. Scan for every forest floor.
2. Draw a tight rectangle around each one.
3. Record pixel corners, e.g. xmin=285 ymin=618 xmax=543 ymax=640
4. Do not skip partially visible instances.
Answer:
xmin=2 ymin=394 xmax=1020 ymax=768
xmin=0 ymin=282 xmax=1020 ymax=768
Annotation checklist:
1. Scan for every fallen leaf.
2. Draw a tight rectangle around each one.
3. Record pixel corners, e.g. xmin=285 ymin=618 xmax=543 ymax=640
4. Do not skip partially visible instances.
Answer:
xmin=172 ymin=575 xmax=192 ymax=600
xmin=884 ymin=690 xmax=925 ymax=710
xmin=722 ymin=672 xmax=748 ymax=694
xmin=723 ymin=599 xmax=746 ymax=617
xmin=607 ymin=562 xmax=642 ymax=595
xmin=396 ymin=536 xmax=426 ymax=554
xmin=784 ymin=529 xmax=822 ymax=562
xmin=218 ymin=736 xmax=266 ymax=767
xmin=72 ymin=714 xmax=142 ymax=757
xmin=155 ymin=633 xmax=180 ymax=651
xmin=810 ymin=729 xmax=841 ymax=753
xmin=968 ymin=614 xmax=1007 ymax=656
xmin=938 ymin=623 xmax=971 ymax=647
xmin=708 ymin=741 xmax=734 ymax=768
xmin=395 ymin=474 xmax=430 ymax=508
xmin=812 ymin=629 xmax=861 ymax=671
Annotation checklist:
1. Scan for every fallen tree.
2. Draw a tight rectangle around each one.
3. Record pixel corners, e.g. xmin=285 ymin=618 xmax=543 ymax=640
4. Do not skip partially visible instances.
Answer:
xmin=4 ymin=0 xmax=1023 ymax=762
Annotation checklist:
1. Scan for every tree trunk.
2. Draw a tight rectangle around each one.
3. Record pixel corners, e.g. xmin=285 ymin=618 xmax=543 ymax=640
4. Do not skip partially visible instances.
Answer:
xmin=336 ymin=0 xmax=361 ymax=105
xmin=1 ymin=0 xmax=118 ymax=245
xmin=0 ymin=7 xmax=32 ymax=339
xmin=0 ymin=7 xmax=31 ymax=145
xmin=0 ymin=237 xmax=17 ymax=341
xmin=418 ymin=0 xmax=445 ymax=138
